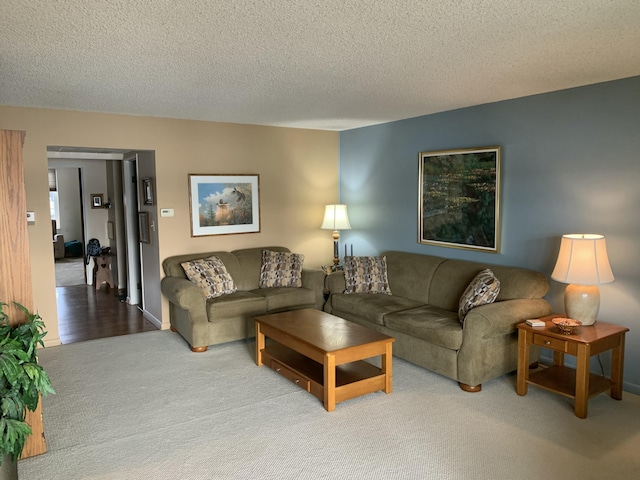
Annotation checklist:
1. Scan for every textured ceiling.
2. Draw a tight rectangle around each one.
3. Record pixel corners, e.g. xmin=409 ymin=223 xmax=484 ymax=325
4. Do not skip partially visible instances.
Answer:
xmin=1 ymin=1 xmax=639 ymax=131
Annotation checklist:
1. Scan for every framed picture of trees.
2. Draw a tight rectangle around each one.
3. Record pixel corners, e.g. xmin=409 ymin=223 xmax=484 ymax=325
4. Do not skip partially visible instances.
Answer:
xmin=418 ymin=146 xmax=501 ymax=253
xmin=188 ymin=174 xmax=260 ymax=237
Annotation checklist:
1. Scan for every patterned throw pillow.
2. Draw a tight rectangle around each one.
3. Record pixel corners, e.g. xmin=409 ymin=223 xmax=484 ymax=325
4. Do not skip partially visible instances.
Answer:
xmin=181 ymin=256 xmax=237 ymax=299
xmin=458 ymin=269 xmax=501 ymax=323
xmin=259 ymin=250 xmax=304 ymax=288
xmin=344 ymin=256 xmax=391 ymax=294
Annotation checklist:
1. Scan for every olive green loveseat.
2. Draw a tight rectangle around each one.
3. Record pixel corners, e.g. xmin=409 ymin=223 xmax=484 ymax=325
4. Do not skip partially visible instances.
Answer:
xmin=161 ymin=246 xmax=325 ymax=351
xmin=324 ymin=251 xmax=551 ymax=391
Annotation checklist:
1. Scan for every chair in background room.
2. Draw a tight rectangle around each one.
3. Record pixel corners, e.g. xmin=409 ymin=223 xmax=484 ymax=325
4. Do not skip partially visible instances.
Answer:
xmin=52 ymin=219 xmax=65 ymax=259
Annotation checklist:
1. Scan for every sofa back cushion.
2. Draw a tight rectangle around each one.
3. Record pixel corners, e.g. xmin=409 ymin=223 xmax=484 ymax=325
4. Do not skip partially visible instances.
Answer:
xmin=163 ymin=251 xmax=239 ymax=279
xmin=381 ymin=250 xmax=549 ymax=313
xmin=382 ymin=251 xmax=446 ymax=304
xmin=162 ymin=246 xmax=291 ymax=291
xmin=230 ymin=246 xmax=291 ymax=291
xmin=429 ymin=259 xmax=549 ymax=312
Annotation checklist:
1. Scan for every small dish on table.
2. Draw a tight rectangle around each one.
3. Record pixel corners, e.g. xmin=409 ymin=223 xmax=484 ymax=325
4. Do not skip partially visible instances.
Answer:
xmin=552 ymin=317 xmax=582 ymax=335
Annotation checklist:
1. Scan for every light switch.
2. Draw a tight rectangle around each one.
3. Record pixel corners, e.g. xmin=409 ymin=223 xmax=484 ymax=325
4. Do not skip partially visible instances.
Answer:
xmin=160 ymin=208 xmax=174 ymax=217
xmin=26 ymin=211 xmax=35 ymax=224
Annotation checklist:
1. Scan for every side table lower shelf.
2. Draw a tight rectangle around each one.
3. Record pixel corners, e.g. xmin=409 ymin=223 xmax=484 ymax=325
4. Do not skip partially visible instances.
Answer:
xmin=528 ymin=366 xmax=613 ymax=400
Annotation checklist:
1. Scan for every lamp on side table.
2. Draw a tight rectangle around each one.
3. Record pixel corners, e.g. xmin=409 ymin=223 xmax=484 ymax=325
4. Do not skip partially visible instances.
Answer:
xmin=551 ymin=234 xmax=614 ymax=325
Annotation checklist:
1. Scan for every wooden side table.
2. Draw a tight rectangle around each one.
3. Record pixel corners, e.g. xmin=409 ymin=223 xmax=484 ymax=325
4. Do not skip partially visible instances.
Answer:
xmin=92 ymin=254 xmax=115 ymax=290
xmin=516 ymin=315 xmax=628 ymax=418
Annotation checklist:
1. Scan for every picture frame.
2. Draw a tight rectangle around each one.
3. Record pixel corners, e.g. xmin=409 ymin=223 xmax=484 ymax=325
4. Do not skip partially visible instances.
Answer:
xmin=418 ymin=146 xmax=501 ymax=253
xmin=188 ymin=174 xmax=260 ymax=237
xmin=141 ymin=177 xmax=154 ymax=205
xmin=91 ymin=194 xmax=103 ymax=209
xmin=138 ymin=212 xmax=150 ymax=244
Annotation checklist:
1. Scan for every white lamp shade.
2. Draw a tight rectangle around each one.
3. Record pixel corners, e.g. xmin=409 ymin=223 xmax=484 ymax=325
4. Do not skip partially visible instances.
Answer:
xmin=551 ymin=234 xmax=614 ymax=285
xmin=321 ymin=204 xmax=351 ymax=230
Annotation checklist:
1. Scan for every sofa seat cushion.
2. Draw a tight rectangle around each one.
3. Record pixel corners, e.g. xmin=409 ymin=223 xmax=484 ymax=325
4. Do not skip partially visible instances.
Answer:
xmin=250 ymin=287 xmax=316 ymax=311
xmin=331 ymin=293 xmax=423 ymax=326
xmin=206 ymin=292 xmax=266 ymax=321
xmin=384 ymin=305 xmax=463 ymax=350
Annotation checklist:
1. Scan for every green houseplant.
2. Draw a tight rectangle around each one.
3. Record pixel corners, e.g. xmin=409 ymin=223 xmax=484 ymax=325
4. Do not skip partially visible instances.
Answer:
xmin=0 ymin=302 xmax=55 ymax=478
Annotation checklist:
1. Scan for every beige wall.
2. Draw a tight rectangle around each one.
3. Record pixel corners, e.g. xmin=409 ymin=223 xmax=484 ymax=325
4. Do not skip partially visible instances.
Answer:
xmin=0 ymin=106 xmax=339 ymax=346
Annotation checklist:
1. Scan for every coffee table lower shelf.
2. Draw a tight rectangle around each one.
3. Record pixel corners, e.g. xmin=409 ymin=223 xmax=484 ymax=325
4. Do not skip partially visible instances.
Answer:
xmin=261 ymin=343 xmax=386 ymax=407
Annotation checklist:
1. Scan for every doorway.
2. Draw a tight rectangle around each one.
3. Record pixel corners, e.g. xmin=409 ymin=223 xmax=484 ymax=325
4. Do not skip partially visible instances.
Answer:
xmin=48 ymin=147 xmax=161 ymax=344
xmin=52 ymin=167 xmax=86 ymax=288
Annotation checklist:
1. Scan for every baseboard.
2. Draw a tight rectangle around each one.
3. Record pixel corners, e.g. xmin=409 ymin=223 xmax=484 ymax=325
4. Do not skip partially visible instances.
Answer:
xmin=43 ymin=336 xmax=62 ymax=347
xmin=141 ymin=309 xmax=162 ymax=329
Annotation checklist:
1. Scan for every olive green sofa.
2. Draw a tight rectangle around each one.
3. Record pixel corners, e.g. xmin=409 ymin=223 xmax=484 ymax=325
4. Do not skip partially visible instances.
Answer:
xmin=324 ymin=251 xmax=551 ymax=391
xmin=161 ymin=246 xmax=325 ymax=351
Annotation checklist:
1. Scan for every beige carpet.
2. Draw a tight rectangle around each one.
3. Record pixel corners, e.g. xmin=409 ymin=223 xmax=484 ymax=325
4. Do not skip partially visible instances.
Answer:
xmin=54 ymin=257 xmax=85 ymax=286
xmin=19 ymin=331 xmax=640 ymax=479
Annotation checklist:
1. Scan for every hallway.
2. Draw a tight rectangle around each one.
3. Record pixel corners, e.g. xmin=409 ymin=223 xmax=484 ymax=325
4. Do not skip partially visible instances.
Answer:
xmin=56 ymin=285 xmax=158 ymax=345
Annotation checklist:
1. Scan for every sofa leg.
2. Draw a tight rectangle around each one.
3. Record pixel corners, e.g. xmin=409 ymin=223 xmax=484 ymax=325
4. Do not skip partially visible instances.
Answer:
xmin=459 ymin=382 xmax=482 ymax=393
xmin=170 ymin=326 xmax=177 ymax=332
xmin=190 ymin=345 xmax=208 ymax=353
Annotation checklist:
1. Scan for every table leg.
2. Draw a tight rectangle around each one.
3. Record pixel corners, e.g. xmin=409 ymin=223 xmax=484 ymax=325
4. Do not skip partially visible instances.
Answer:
xmin=323 ymin=353 xmax=336 ymax=412
xmin=255 ymin=321 xmax=264 ymax=366
xmin=553 ymin=351 xmax=564 ymax=367
xmin=574 ymin=343 xmax=591 ymax=419
xmin=382 ymin=341 xmax=393 ymax=394
xmin=92 ymin=257 xmax=99 ymax=290
xmin=517 ymin=329 xmax=529 ymax=395
xmin=610 ymin=332 xmax=625 ymax=400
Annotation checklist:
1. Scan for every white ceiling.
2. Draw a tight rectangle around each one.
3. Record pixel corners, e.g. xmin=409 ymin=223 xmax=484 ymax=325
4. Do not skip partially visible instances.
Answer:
xmin=2 ymin=1 xmax=639 ymax=131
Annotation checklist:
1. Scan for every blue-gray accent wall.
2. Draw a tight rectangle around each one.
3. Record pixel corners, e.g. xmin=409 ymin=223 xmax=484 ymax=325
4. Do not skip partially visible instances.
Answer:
xmin=339 ymin=76 xmax=640 ymax=394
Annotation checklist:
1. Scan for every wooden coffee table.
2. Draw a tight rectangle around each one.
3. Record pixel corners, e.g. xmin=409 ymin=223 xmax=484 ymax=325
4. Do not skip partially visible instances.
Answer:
xmin=255 ymin=309 xmax=395 ymax=411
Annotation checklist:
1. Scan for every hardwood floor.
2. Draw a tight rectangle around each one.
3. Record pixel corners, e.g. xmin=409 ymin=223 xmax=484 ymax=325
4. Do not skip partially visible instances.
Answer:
xmin=56 ymin=285 xmax=158 ymax=345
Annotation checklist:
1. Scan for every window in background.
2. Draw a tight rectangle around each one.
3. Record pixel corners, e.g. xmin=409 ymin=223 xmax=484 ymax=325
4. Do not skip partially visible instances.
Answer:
xmin=49 ymin=169 xmax=60 ymax=228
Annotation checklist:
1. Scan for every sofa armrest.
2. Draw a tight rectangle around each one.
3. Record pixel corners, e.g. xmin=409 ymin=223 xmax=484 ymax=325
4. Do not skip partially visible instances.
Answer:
xmin=462 ymin=298 xmax=552 ymax=337
xmin=160 ymin=276 xmax=207 ymax=322
xmin=457 ymin=298 xmax=552 ymax=387
xmin=323 ymin=271 xmax=346 ymax=312
xmin=301 ymin=268 xmax=327 ymax=309
xmin=53 ymin=234 xmax=65 ymax=259
xmin=325 ymin=271 xmax=346 ymax=293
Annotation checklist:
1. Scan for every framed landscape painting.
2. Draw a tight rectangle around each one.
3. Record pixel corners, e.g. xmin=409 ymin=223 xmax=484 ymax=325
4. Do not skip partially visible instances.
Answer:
xmin=189 ymin=174 xmax=260 ymax=237
xmin=419 ymin=146 xmax=501 ymax=253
